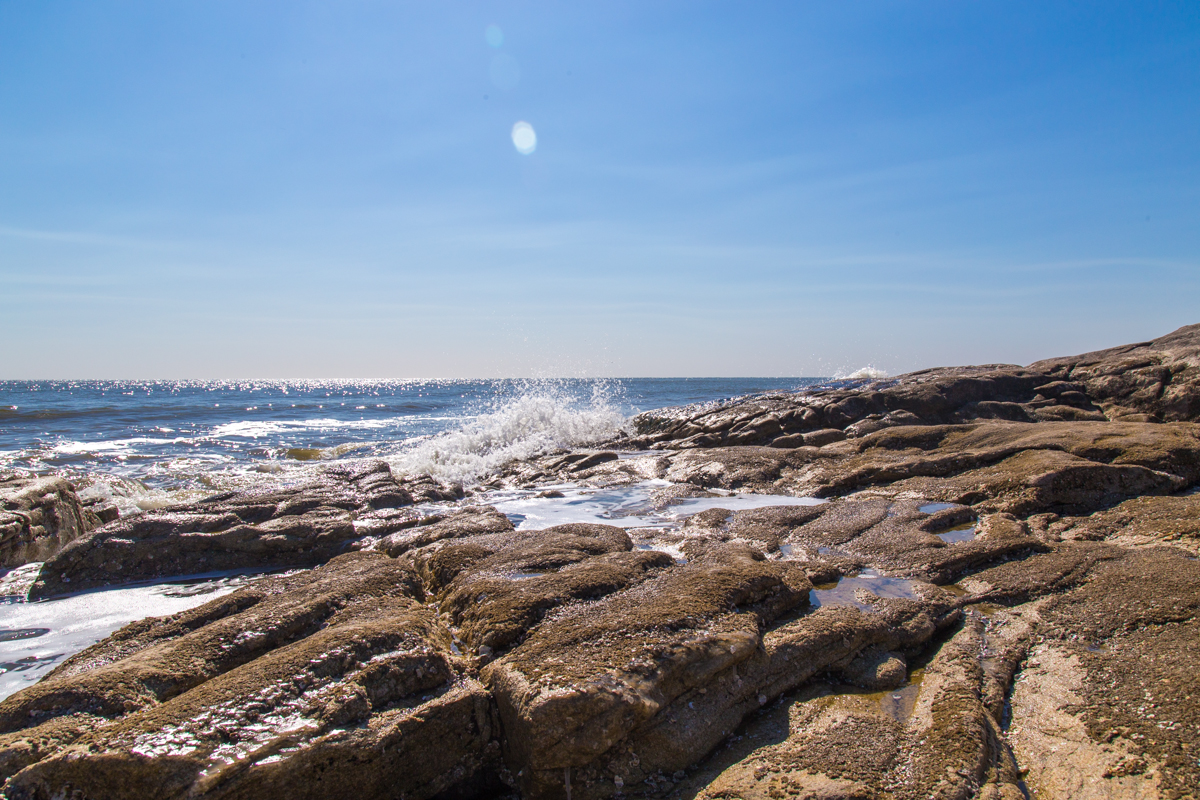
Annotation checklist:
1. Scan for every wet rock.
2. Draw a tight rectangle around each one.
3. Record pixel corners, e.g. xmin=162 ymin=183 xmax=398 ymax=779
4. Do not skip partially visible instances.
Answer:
xmin=766 ymin=433 xmax=806 ymax=448
xmin=1 ymin=476 xmax=100 ymax=568
xmin=666 ymin=446 xmax=809 ymax=491
xmin=481 ymin=547 xmax=962 ymax=799
xmin=1 ymin=551 xmax=501 ymax=800
xmin=804 ymin=428 xmax=848 ymax=447
xmin=838 ymin=646 xmax=907 ymax=690
xmin=1 ymin=553 xmax=424 ymax=740
xmin=661 ymin=421 xmax=1199 ymax=518
xmin=677 ymin=503 xmax=825 ymax=553
xmin=542 ymin=451 xmax=620 ymax=472
xmin=642 ymin=591 xmax=962 ymax=800
xmin=28 ymin=461 xmax=417 ymax=597
xmin=401 ymin=523 xmax=683 ymax=655
xmin=503 ymin=452 xmax=670 ymax=488
xmin=734 ymin=498 xmax=1047 ymax=584
xmin=646 ymin=483 xmax=719 ymax=509
xmin=442 ymin=549 xmax=675 ymax=653
xmin=417 ymin=523 xmax=635 ymax=591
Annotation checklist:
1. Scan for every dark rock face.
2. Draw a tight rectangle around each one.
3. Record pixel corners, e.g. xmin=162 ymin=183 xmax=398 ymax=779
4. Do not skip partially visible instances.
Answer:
xmin=4 ymin=325 xmax=1200 ymax=799
xmin=0 ymin=476 xmax=101 ymax=568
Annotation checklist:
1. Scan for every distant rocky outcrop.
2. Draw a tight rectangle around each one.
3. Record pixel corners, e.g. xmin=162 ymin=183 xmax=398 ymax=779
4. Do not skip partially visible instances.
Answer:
xmin=3 ymin=324 xmax=1200 ymax=799
xmin=618 ymin=322 xmax=1200 ymax=450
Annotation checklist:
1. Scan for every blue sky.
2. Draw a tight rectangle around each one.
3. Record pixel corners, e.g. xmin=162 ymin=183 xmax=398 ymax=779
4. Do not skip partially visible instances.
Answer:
xmin=1 ymin=1 xmax=1197 ymax=378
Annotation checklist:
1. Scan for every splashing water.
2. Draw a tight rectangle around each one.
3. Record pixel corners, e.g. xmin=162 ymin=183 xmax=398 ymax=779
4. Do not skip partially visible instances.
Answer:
xmin=839 ymin=366 xmax=889 ymax=380
xmin=0 ymin=377 xmax=820 ymax=495
xmin=388 ymin=383 xmax=629 ymax=485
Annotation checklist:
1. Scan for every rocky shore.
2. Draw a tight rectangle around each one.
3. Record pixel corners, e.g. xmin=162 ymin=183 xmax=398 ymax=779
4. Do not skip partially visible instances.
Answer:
xmin=2 ymin=325 xmax=1199 ymax=799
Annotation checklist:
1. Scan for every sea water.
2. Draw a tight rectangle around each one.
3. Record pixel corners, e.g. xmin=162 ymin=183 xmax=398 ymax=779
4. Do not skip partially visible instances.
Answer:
xmin=0 ymin=378 xmax=826 ymax=503
xmin=1 ymin=377 xmax=837 ymax=700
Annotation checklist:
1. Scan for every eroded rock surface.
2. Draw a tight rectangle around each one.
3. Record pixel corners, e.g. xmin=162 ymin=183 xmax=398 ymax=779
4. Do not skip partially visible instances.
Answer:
xmin=4 ymin=325 xmax=1200 ymax=799
xmin=27 ymin=461 xmax=466 ymax=598
xmin=1 ymin=552 xmax=499 ymax=800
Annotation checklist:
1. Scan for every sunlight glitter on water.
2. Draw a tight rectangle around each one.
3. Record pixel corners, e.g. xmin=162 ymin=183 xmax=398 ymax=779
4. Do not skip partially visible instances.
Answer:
xmin=0 ymin=573 xmax=262 ymax=700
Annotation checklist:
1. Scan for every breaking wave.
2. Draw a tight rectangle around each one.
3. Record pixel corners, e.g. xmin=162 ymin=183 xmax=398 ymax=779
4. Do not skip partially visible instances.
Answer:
xmin=388 ymin=384 xmax=629 ymax=485
xmin=839 ymin=366 xmax=889 ymax=380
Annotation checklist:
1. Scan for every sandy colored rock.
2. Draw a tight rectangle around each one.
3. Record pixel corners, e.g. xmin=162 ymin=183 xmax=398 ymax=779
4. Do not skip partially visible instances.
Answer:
xmin=622 ymin=323 xmax=1200 ymax=451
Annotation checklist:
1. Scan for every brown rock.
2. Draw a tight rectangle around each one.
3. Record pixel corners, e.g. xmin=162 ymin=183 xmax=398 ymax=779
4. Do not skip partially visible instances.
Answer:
xmin=1055 ymin=493 xmax=1200 ymax=554
xmin=28 ymin=461 xmax=418 ymax=597
xmin=1 ymin=551 xmax=502 ymax=800
xmin=483 ymin=544 xmax=813 ymax=798
xmin=1 ymin=476 xmax=99 ymax=568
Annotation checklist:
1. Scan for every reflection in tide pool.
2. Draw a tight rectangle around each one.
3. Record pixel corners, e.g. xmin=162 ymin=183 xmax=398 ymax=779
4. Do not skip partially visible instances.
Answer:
xmin=0 ymin=573 xmax=262 ymax=701
xmin=937 ymin=524 xmax=977 ymax=544
xmin=809 ymin=569 xmax=921 ymax=610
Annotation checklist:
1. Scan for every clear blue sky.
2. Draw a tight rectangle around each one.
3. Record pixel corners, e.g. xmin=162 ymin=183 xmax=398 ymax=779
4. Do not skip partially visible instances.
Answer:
xmin=2 ymin=1 xmax=1197 ymax=378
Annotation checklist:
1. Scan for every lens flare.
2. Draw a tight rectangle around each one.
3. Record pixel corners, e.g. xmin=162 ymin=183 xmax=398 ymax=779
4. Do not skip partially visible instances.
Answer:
xmin=511 ymin=121 xmax=537 ymax=154
xmin=485 ymin=24 xmax=503 ymax=48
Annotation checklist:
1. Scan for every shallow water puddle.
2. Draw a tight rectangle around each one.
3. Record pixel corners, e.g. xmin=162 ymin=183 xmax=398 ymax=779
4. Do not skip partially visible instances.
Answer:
xmin=919 ymin=502 xmax=960 ymax=514
xmin=0 ymin=572 xmax=263 ymax=701
xmin=936 ymin=524 xmax=977 ymax=544
xmin=484 ymin=480 xmax=823 ymax=531
xmin=809 ymin=569 xmax=922 ymax=610
xmin=498 ymin=570 xmax=555 ymax=580
xmin=801 ymin=668 xmax=926 ymax=723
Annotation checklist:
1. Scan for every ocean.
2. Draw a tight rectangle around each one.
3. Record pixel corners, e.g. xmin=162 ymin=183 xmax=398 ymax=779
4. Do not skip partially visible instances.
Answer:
xmin=0 ymin=378 xmax=825 ymax=510
xmin=0 ymin=377 xmax=831 ymax=699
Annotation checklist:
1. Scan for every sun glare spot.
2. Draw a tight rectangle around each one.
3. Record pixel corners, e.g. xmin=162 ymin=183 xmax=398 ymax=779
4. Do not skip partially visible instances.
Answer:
xmin=512 ymin=121 xmax=537 ymax=154
xmin=485 ymin=24 xmax=503 ymax=48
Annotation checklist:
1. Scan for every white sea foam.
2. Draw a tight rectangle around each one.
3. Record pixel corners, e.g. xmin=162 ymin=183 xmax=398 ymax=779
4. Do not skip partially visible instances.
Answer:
xmin=388 ymin=388 xmax=629 ymax=485
xmin=839 ymin=366 xmax=889 ymax=380
xmin=208 ymin=417 xmax=420 ymax=439
xmin=51 ymin=437 xmax=186 ymax=454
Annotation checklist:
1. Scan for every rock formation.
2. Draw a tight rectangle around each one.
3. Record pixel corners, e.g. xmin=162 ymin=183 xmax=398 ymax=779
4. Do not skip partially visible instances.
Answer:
xmin=2 ymin=324 xmax=1199 ymax=799
xmin=0 ymin=476 xmax=108 ymax=569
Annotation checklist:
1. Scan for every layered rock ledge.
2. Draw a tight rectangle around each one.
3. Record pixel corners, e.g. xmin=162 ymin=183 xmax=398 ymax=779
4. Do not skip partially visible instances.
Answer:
xmin=2 ymin=324 xmax=1200 ymax=799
